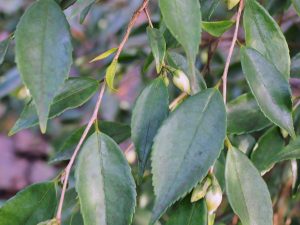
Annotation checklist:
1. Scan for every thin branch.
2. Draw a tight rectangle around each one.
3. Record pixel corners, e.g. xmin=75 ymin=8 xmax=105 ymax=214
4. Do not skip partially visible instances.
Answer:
xmin=169 ymin=93 xmax=188 ymax=111
xmin=144 ymin=6 xmax=154 ymax=28
xmin=56 ymin=83 xmax=106 ymax=222
xmin=222 ymin=0 xmax=244 ymax=103
xmin=114 ymin=0 xmax=150 ymax=60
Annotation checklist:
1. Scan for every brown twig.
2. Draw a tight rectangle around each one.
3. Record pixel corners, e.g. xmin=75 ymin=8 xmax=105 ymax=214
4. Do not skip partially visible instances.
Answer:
xmin=144 ymin=6 xmax=154 ymax=28
xmin=114 ymin=0 xmax=150 ymax=60
xmin=169 ymin=93 xmax=188 ymax=111
xmin=222 ymin=0 xmax=244 ymax=103
xmin=56 ymin=83 xmax=106 ymax=222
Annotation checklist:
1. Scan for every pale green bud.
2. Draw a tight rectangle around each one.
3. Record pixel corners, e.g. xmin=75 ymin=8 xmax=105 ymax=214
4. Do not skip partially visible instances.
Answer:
xmin=205 ymin=177 xmax=223 ymax=214
xmin=163 ymin=76 xmax=169 ymax=87
xmin=172 ymin=70 xmax=191 ymax=94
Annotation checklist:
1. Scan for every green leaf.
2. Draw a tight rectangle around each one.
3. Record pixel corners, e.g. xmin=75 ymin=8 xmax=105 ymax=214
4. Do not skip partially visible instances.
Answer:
xmin=200 ymin=0 xmax=221 ymax=20
xmin=60 ymin=188 xmax=83 ymax=225
xmin=225 ymin=147 xmax=273 ymax=225
xmin=0 ymin=182 xmax=57 ymax=225
xmin=201 ymin=20 xmax=235 ymax=37
xmin=147 ymin=27 xmax=166 ymax=73
xmin=15 ymin=0 xmax=73 ymax=133
xmin=166 ymin=198 xmax=207 ymax=225
xmin=240 ymin=47 xmax=295 ymax=138
xmin=75 ymin=132 xmax=136 ymax=225
xmin=90 ymin=47 xmax=118 ymax=63
xmin=293 ymin=0 xmax=300 ymax=16
xmin=49 ymin=121 xmax=131 ymax=164
xmin=251 ymin=127 xmax=285 ymax=172
xmin=9 ymin=77 xmax=99 ymax=135
xmin=243 ymin=0 xmax=290 ymax=78
xmin=260 ymin=136 xmax=300 ymax=166
xmin=131 ymin=77 xmax=169 ymax=178
xmin=227 ymin=93 xmax=271 ymax=134
xmin=159 ymin=0 xmax=201 ymax=93
xmin=106 ymin=59 xmax=118 ymax=91
xmin=227 ymin=0 xmax=240 ymax=9
xmin=150 ymin=88 xmax=226 ymax=224
xmin=0 ymin=37 xmax=11 ymax=65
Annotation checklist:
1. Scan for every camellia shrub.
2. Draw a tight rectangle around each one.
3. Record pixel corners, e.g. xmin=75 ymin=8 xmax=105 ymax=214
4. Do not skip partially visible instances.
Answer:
xmin=1 ymin=0 xmax=300 ymax=224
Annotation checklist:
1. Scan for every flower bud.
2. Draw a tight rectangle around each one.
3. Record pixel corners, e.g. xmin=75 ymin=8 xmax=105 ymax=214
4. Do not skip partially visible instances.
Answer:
xmin=172 ymin=70 xmax=191 ymax=94
xmin=191 ymin=176 xmax=212 ymax=202
xmin=163 ymin=76 xmax=169 ymax=87
xmin=205 ymin=178 xmax=223 ymax=214
xmin=227 ymin=0 xmax=240 ymax=10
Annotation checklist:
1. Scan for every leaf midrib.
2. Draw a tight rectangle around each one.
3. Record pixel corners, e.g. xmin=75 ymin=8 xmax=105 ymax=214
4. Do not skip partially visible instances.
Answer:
xmin=158 ymin=90 xmax=215 ymax=205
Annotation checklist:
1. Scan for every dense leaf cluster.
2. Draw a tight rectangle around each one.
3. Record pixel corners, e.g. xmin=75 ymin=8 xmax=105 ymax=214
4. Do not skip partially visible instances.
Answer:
xmin=1 ymin=0 xmax=300 ymax=225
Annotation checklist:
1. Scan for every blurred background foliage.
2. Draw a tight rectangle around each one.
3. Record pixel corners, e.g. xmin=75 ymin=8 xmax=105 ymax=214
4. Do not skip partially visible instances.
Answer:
xmin=1 ymin=0 xmax=300 ymax=224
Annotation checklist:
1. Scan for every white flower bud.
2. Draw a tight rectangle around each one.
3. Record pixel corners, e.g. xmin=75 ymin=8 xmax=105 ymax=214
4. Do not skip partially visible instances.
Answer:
xmin=205 ymin=179 xmax=223 ymax=214
xmin=172 ymin=70 xmax=191 ymax=94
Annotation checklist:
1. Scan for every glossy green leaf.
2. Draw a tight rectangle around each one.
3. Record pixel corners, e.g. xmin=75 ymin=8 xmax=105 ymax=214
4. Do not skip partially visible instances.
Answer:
xmin=227 ymin=93 xmax=271 ymax=134
xmin=147 ymin=27 xmax=166 ymax=73
xmin=159 ymin=0 xmax=201 ymax=93
xmin=131 ymin=77 xmax=169 ymax=178
xmin=225 ymin=147 xmax=273 ymax=225
xmin=9 ymin=77 xmax=99 ymax=135
xmin=200 ymin=0 xmax=221 ymax=20
xmin=201 ymin=20 xmax=234 ymax=37
xmin=166 ymin=198 xmax=207 ymax=225
xmin=90 ymin=47 xmax=118 ymax=63
xmin=293 ymin=0 xmax=300 ymax=16
xmin=106 ymin=59 xmax=118 ymax=91
xmin=240 ymin=47 xmax=295 ymax=138
xmin=262 ymin=136 xmax=300 ymax=165
xmin=251 ymin=127 xmax=285 ymax=172
xmin=243 ymin=0 xmax=290 ymax=78
xmin=150 ymin=88 xmax=226 ymax=224
xmin=0 ymin=37 xmax=11 ymax=65
xmin=0 ymin=182 xmax=57 ymax=225
xmin=15 ymin=0 xmax=73 ymax=133
xmin=60 ymin=188 xmax=83 ymax=225
xmin=75 ymin=132 xmax=136 ymax=225
xmin=49 ymin=121 xmax=131 ymax=164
